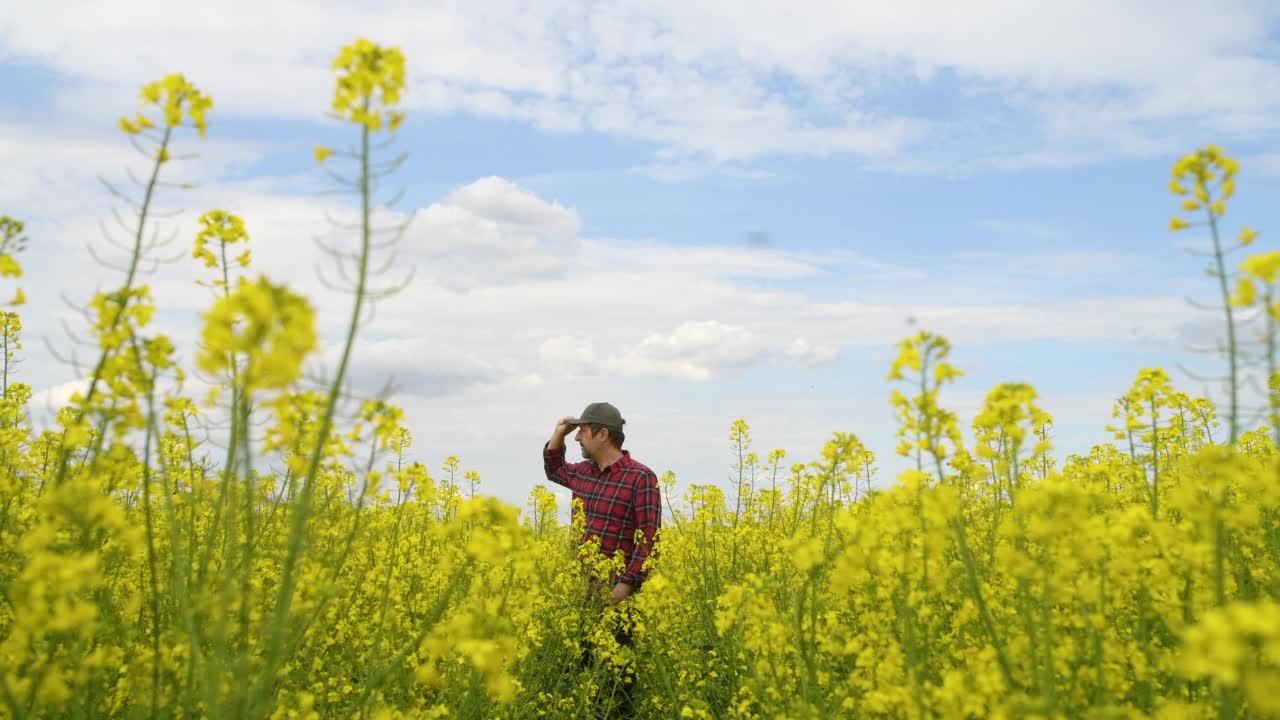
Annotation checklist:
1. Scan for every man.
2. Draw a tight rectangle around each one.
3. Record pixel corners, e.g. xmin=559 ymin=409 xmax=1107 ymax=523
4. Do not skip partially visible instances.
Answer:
xmin=543 ymin=402 xmax=661 ymax=717
xmin=543 ymin=401 xmax=661 ymax=602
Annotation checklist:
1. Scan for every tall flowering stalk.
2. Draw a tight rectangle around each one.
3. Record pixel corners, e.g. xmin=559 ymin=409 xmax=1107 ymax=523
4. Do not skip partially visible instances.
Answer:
xmin=0 ymin=216 xmax=29 ymax=308
xmin=55 ymin=75 xmax=211 ymax=488
xmin=1169 ymin=146 xmax=1243 ymax=442
xmin=1230 ymin=249 xmax=1280 ymax=447
xmin=890 ymin=332 xmax=1017 ymax=697
xmin=254 ymin=38 xmax=408 ymax=717
xmin=7 ymin=38 xmax=1280 ymax=720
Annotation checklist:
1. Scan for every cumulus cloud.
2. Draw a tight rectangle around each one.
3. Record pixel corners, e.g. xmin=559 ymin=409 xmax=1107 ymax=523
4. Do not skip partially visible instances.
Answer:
xmin=5 ymin=164 xmax=1215 ymax=505
xmin=402 ymin=177 xmax=583 ymax=292
xmin=609 ymin=321 xmax=768 ymax=381
xmin=5 ymin=1 xmax=1279 ymax=170
xmin=0 ymin=120 xmax=265 ymax=219
xmin=539 ymin=336 xmax=598 ymax=375
xmin=28 ymin=379 xmax=86 ymax=420
xmin=344 ymin=336 xmax=496 ymax=398
xmin=5 ymin=3 xmax=1255 ymax=507
xmin=783 ymin=338 xmax=839 ymax=368
xmin=443 ymin=177 xmax=581 ymax=241
xmin=8 ymin=160 xmax=1197 ymax=400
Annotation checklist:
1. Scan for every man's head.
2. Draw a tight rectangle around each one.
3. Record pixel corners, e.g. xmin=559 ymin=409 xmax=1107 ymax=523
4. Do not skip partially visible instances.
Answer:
xmin=568 ymin=402 xmax=626 ymax=460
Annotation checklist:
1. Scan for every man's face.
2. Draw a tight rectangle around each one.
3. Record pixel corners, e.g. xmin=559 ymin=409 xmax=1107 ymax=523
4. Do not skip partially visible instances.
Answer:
xmin=574 ymin=424 xmax=606 ymax=461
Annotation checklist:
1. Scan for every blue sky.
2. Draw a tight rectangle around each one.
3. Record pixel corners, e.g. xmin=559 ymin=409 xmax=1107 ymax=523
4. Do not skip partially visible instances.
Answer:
xmin=2 ymin=0 xmax=1279 ymax=510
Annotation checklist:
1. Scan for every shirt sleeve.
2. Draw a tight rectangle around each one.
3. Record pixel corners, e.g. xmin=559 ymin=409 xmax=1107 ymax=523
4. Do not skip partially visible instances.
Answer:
xmin=620 ymin=469 xmax=661 ymax=588
xmin=543 ymin=442 xmax=576 ymax=490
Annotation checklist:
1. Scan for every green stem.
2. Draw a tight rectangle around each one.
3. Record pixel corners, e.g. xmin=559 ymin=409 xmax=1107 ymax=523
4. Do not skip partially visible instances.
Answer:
xmin=1215 ymin=512 xmax=1227 ymax=606
xmin=916 ymin=356 xmax=928 ymax=473
xmin=0 ymin=670 xmax=26 ymax=720
xmin=1266 ymin=287 xmax=1279 ymax=449
xmin=55 ymin=126 xmax=173 ymax=488
xmin=1039 ymin=574 xmax=1057 ymax=715
xmin=234 ymin=388 xmax=256 ymax=714
xmin=253 ymin=118 xmax=374 ymax=717
xmin=1136 ymin=587 xmax=1153 ymax=711
xmin=954 ymin=517 xmax=1017 ymax=691
xmin=1150 ymin=400 xmax=1160 ymax=519
xmin=162 ymin=411 xmax=204 ymax=713
xmin=127 ymin=337 xmax=163 ymax=720
xmin=1206 ymin=208 xmax=1239 ymax=443
xmin=3 ymin=320 xmax=10 ymax=395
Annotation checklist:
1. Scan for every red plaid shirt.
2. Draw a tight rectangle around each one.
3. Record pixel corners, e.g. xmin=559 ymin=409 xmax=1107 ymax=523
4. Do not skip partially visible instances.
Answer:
xmin=543 ymin=443 xmax=661 ymax=588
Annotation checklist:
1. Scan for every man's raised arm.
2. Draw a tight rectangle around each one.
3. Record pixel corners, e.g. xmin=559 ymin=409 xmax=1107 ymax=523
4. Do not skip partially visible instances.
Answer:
xmin=543 ymin=416 xmax=577 ymax=488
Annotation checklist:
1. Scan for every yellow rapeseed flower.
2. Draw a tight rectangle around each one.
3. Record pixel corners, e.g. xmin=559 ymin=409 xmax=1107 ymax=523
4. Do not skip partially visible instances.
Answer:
xmin=0 ymin=254 xmax=22 ymax=278
xmin=1231 ymin=276 xmax=1257 ymax=307
xmin=192 ymin=210 xmax=249 ymax=270
xmin=196 ymin=276 xmax=316 ymax=390
xmin=124 ymin=74 xmax=213 ymax=139
xmin=329 ymin=38 xmax=407 ymax=131
xmin=1241 ymin=251 xmax=1280 ymax=284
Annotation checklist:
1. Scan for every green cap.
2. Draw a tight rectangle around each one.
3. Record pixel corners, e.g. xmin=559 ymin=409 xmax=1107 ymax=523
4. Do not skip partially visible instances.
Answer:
xmin=567 ymin=402 xmax=625 ymax=429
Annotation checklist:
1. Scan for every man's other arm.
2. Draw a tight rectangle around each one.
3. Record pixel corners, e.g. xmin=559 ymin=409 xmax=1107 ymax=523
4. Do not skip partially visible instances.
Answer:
xmin=617 ymin=469 xmax=661 ymax=594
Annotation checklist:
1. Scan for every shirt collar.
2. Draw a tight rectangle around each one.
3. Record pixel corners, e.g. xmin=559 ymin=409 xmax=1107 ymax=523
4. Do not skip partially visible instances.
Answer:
xmin=596 ymin=449 xmax=631 ymax=472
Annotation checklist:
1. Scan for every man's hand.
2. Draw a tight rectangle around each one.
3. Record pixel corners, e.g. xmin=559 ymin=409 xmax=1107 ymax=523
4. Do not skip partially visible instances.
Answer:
xmin=609 ymin=582 xmax=633 ymax=605
xmin=548 ymin=416 xmax=577 ymax=450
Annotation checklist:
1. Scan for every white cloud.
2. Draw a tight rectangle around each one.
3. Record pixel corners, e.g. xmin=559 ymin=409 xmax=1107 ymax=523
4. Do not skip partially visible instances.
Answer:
xmin=610 ymin=321 xmax=768 ymax=381
xmin=28 ymin=379 xmax=85 ymax=419
xmin=516 ymin=373 xmax=544 ymax=387
xmin=5 ymin=1 xmax=1278 ymax=170
xmin=344 ymin=336 xmax=496 ymax=398
xmin=443 ymin=177 xmax=581 ymax=242
xmin=784 ymin=338 xmax=838 ymax=368
xmin=396 ymin=177 xmax=587 ymax=292
xmin=539 ymin=336 xmax=598 ymax=375
xmin=0 ymin=120 xmax=265 ymax=219
xmin=7 ymin=168 xmax=1218 ymax=506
